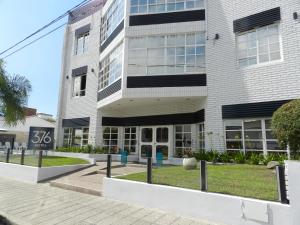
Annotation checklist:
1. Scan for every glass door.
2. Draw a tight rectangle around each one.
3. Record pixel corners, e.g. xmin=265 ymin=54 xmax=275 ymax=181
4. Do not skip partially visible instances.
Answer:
xmin=139 ymin=126 xmax=170 ymax=162
xmin=140 ymin=127 xmax=153 ymax=162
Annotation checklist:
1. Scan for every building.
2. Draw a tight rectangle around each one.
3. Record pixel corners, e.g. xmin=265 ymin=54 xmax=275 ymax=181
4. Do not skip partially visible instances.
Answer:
xmin=56 ymin=0 xmax=300 ymax=162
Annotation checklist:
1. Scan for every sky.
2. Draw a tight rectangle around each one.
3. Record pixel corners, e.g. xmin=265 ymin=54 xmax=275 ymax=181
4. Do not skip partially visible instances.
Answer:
xmin=0 ymin=0 xmax=84 ymax=117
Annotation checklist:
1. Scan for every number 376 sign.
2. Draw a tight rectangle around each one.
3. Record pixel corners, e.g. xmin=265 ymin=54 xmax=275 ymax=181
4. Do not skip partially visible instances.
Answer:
xmin=28 ymin=127 xmax=54 ymax=150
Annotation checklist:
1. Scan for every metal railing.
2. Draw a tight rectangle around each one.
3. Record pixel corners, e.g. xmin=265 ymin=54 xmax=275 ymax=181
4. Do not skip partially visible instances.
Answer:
xmin=105 ymin=155 xmax=289 ymax=204
xmin=0 ymin=149 xmax=44 ymax=167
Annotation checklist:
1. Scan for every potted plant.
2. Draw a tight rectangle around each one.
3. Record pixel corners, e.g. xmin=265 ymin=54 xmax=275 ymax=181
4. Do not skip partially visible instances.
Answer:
xmin=182 ymin=148 xmax=197 ymax=170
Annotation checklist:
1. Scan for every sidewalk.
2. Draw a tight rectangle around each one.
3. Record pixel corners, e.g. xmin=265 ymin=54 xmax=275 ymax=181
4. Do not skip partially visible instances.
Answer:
xmin=49 ymin=162 xmax=147 ymax=196
xmin=0 ymin=177 xmax=217 ymax=225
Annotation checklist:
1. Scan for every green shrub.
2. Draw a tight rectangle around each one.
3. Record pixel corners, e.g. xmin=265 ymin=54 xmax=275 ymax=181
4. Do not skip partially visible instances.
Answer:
xmin=219 ymin=152 xmax=231 ymax=163
xmin=193 ymin=149 xmax=208 ymax=161
xmin=206 ymin=150 xmax=220 ymax=163
xmin=234 ymin=152 xmax=246 ymax=164
xmin=272 ymin=99 xmax=300 ymax=158
xmin=248 ymin=153 xmax=262 ymax=165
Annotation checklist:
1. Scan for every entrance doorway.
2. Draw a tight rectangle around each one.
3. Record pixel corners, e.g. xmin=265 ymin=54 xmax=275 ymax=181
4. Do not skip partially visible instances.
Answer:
xmin=139 ymin=126 xmax=171 ymax=162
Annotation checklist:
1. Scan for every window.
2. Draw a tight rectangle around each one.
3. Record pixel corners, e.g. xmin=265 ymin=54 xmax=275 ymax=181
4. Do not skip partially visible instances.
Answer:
xmin=73 ymin=75 xmax=86 ymax=97
xmin=198 ymin=123 xmax=205 ymax=150
xmin=174 ymin=125 xmax=192 ymax=158
xmin=100 ymin=0 xmax=124 ymax=44
xmin=225 ymin=119 xmax=286 ymax=153
xmin=237 ymin=24 xmax=281 ymax=67
xmin=130 ymin=0 xmax=204 ymax=15
xmin=63 ymin=128 xmax=89 ymax=147
xmin=75 ymin=33 xmax=89 ymax=55
xmin=99 ymin=43 xmax=123 ymax=90
xmin=128 ymin=32 xmax=205 ymax=75
xmin=103 ymin=127 xmax=119 ymax=153
xmin=265 ymin=119 xmax=283 ymax=151
xmin=124 ymin=127 xmax=137 ymax=153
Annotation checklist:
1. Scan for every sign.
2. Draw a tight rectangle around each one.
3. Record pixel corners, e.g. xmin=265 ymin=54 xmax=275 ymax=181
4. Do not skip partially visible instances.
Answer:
xmin=28 ymin=127 xmax=54 ymax=150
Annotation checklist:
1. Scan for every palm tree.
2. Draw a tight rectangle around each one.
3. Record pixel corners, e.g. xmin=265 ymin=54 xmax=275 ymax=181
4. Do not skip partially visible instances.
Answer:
xmin=0 ymin=59 xmax=32 ymax=126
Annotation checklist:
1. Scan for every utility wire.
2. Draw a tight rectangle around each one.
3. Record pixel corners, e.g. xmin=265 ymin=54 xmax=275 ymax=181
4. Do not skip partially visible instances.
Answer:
xmin=0 ymin=0 xmax=92 ymax=56
xmin=2 ymin=23 xmax=67 ymax=59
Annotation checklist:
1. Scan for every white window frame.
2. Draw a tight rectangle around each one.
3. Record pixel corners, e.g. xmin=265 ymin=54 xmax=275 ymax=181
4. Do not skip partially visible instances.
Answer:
xmin=63 ymin=127 xmax=89 ymax=147
xmin=123 ymin=127 xmax=138 ymax=154
xmin=128 ymin=32 xmax=206 ymax=76
xmin=98 ymin=42 xmax=123 ymax=91
xmin=75 ymin=32 xmax=89 ymax=55
xmin=224 ymin=118 xmax=286 ymax=154
xmin=72 ymin=74 xmax=86 ymax=98
xmin=174 ymin=124 xmax=192 ymax=158
xmin=103 ymin=127 xmax=119 ymax=153
xmin=236 ymin=23 xmax=283 ymax=68
xmin=100 ymin=0 xmax=125 ymax=45
xmin=129 ymin=0 xmax=205 ymax=15
xmin=198 ymin=123 xmax=205 ymax=150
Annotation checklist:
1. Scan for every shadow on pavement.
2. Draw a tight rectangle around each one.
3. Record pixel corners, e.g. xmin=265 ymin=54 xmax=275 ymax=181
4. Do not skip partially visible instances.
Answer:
xmin=0 ymin=215 xmax=13 ymax=225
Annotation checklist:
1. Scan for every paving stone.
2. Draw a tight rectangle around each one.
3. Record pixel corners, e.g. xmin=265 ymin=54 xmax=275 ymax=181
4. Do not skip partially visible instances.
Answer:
xmin=0 ymin=177 xmax=219 ymax=225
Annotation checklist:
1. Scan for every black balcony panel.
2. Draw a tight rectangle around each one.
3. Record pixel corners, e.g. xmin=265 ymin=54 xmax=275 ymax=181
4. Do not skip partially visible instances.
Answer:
xmin=233 ymin=7 xmax=281 ymax=33
xmin=100 ymin=20 xmax=124 ymax=52
xmin=129 ymin=9 xmax=205 ymax=26
xmin=102 ymin=109 xmax=205 ymax=126
xmin=98 ymin=79 xmax=122 ymax=101
xmin=222 ymin=99 xmax=292 ymax=119
xmin=127 ymin=74 xmax=206 ymax=88
xmin=62 ymin=117 xmax=90 ymax=128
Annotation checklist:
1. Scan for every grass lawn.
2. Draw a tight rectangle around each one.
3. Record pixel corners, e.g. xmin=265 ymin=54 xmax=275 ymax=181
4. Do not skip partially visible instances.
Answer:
xmin=118 ymin=164 xmax=278 ymax=201
xmin=0 ymin=155 xmax=89 ymax=167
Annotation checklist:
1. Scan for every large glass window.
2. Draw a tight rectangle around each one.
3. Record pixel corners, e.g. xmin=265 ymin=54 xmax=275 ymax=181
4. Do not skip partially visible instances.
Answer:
xmin=198 ymin=123 xmax=205 ymax=150
xmin=174 ymin=125 xmax=192 ymax=158
xmin=128 ymin=32 xmax=205 ymax=75
xmin=99 ymin=43 xmax=123 ymax=90
xmin=124 ymin=127 xmax=137 ymax=153
xmin=73 ymin=75 xmax=86 ymax=97
xmin=237 ymin=24 xmax=281 ymax=67
xmin=225 ymin=119 xmax=286 ymax=153
xmin=103 ymin=127 xmax=119 ymax=153
xmin=100 ymin=0 xmax=124 ymax=44
xmin=63 ymin=128 xmax=89 ymax=147
xmin=130 ymin=0 xmax=204 ymax=15
xmin=75 ymin=32 xmax=89 ymax=55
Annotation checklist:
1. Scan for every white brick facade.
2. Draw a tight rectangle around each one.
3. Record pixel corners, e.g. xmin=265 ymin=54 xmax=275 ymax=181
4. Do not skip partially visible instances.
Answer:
xmin=56 ymin=0 xmax=300 ymax=157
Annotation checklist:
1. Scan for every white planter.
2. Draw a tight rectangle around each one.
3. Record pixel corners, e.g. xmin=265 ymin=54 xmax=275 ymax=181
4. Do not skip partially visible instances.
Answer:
xmin=183 ymin=157 xmax=197 ymax=170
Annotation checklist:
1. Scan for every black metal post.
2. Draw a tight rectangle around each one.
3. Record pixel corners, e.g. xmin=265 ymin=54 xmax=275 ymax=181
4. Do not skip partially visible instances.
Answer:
xmin=147 ymin=157 xmax=152 ymax=184
xmin=38 ymin=151 xmax=43 ymax=168
xmin=5 ymin=149 xmax=10 ymax=163
xmin=20 ymin=149 xmax=25 ymax=165
xmin=200 ymin=160 xmax=207 ymax=191
xmin=107 ymin=154 xmax=112 ymax=178
xmin=276 ymin=165 xmax=289 ymax=204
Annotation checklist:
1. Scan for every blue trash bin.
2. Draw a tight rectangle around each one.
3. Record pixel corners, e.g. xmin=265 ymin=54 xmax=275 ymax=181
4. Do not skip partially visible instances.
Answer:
xmin=156 ymin=152 xmax=163 ymax=167
xmin=120 ymin=151 xmax=128 ymax=165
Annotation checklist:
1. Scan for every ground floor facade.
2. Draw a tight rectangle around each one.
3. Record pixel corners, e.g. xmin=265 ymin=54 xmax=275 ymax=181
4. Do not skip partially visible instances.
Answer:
xmin=58 ymin=98 xmax=291 ymax=161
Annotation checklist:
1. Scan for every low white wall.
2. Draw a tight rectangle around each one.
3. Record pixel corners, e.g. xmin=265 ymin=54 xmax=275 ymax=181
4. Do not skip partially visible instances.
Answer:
xmin=103 ymin=178 xmax=291 ymax=225
xmin=286 ymin=160 xmax=300 ymax=225
xmin=37 ymin=164 xmax=91 ymax=181
xmin=0 ymin=162 xmax=91 ymax=183
xmin=0 ymin=162 xmax=38 ymax=183
xmin=90 ymin=154 xmax=139 ymax=162
xmin=47 ymin=151 xmax=96 ymax=164
xmin=48 ymin=151 xmax=139 ymax=163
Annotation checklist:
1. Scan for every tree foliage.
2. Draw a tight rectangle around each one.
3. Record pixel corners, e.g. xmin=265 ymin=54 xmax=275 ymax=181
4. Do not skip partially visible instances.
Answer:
xmin=0 ymin=59 xmax=32 ymax=126
xmin=272 ymin=99 xmax=300 ymax=157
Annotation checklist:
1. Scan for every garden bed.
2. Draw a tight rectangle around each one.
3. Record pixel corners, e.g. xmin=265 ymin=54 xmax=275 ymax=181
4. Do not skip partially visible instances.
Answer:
xmin=118 ymin=164 xmax=278 ymax=201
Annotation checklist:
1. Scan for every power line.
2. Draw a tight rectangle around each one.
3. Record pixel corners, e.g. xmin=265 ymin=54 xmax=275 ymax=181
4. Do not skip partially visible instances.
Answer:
xmin=0 ymin=0 xmax=92 ymax=57
xmin=2 ymin=23 xmax=67 ymax=59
